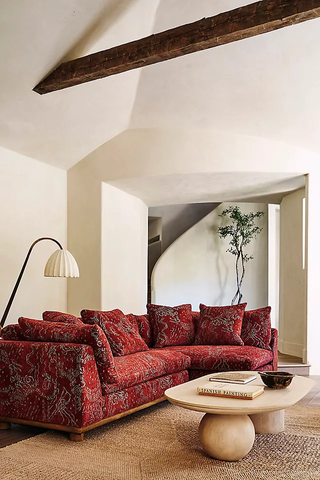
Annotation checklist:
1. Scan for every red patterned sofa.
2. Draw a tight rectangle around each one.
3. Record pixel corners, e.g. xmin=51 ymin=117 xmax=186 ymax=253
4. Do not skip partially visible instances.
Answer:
xmin=0 ymin=304 xmax=277 ymax=441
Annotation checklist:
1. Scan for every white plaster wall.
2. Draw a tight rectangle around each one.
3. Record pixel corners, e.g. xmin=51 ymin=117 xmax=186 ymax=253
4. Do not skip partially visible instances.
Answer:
xmin=306 ymin=174 xmax=320 ymax=374
xmin=101 ymin=183 xmax=147 ymax=314
xmin=67 ymin=171 xmax=101 ymax=315
xmin=279 ymin=189 xmax=306 ymax=359
xmin=0 ymin=146 xmax=67 ymax=325
xmin=268 ymin=204 xmax=280 ymax=330
xmin=152 ymin=203 xmax=268 ymax=311
xmin=76 ymin=128 xmax=319 ymax=185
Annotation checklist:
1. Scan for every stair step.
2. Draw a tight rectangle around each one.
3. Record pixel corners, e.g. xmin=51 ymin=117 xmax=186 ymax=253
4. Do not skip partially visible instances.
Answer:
xmin=277 ymin=364 xmax=310 ymax=375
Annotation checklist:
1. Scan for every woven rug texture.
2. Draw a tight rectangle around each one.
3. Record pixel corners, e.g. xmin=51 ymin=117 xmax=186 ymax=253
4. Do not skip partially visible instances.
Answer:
xmin=1 ymin=402 xmax=320 ymax=480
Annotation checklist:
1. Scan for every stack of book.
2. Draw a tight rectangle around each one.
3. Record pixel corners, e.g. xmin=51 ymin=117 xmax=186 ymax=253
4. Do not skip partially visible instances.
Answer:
xmin=197 ymin=373 xmax=264 ymax=400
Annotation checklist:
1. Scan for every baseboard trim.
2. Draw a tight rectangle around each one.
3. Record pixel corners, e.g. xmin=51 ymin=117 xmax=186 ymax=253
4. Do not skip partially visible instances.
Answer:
xmin=278 ymin=339 xmax=304 ymax=359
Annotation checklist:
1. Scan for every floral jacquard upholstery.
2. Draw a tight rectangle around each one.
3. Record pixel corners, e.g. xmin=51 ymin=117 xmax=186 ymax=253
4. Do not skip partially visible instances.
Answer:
xmin=188 ymin=362 xmax=274 ymax=380
xmin=1 ymin=324 xmax=25 ymax=340
xmin=18 ymin=317 xmax=119 ymax=395
xmin=103 ymin=371 xmax=189 ymax=419
xmin=112 ymin=349 xmax=191 ymax=391
xmin=241 ymin=306 xmax=272 ymax=350
xmin=43 ymin=311 xmax=83 ymax=325
xmin=194 ymin=303 xmax=246 ymax=346
xmin=147 ymin=304 xmax=194 ymax=347
xmin=81 ymin=309 xmax=149 ymax=357
xmin=165 ymin=345 xmax=273 ymax=371
xmin=0 ymin=340 xmax=104 ymax=427
xmin=191 ymin=311 xmax=200 ymax=330
xmin=0 ymin=300 xmax=278 ymax=439
xmin=132 ymin=314 xmax=153 ymax=347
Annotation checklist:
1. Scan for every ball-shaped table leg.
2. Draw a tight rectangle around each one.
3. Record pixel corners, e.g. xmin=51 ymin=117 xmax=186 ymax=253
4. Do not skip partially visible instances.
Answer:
xmin=198 ymin=413 xmax=255 ymax=461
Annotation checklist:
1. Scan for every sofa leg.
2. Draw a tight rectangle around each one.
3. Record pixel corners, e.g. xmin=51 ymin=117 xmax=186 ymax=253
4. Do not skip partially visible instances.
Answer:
xmin=69 ymin=432 xmax=84 ymax=442
xmin=0 ymin=422 xmax=11 ymax=430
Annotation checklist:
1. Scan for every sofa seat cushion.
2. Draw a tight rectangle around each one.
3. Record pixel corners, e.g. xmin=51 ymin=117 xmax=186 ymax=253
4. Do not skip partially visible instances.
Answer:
xmin=103 ymin=371 xmax=189 ymax=419
xmin=164 ymin=345 xmax=273 ymax=371
xmin=112 ymin=349 xmax=191 ymax=392
xmin=188 ymin=361 xmax=274 ymax=380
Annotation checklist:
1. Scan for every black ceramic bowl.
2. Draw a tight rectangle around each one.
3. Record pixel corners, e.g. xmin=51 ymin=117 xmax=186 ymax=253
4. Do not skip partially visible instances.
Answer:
xmin=259 ymin=371 xmax=294 ymax=389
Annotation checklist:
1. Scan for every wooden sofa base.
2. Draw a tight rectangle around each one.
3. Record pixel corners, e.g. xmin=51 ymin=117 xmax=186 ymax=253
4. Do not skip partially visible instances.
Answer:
xmin=0 ymin=396 xmax=167 ymax=442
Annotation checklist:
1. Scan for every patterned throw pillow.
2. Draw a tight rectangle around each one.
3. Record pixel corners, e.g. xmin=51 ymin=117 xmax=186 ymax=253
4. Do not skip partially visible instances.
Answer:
xmin=132 ymin=314 xmax=153 ymax=347
xmin=194 ymin=303 xmax=247 ymax=346
xmin=43 ymin=311 xmax=83 ymax=325
xmin=1 ymin=323 xmax=25 ymax=340
xmin=18 ymin=317 xmax=119 ymax=391
xmin=241 ymin=306 xmax=272 ymax=350
xmin=147 ymin=304 xmax=194 ymax=348
xmin=80 ymin=309 xmax=149 ymax=357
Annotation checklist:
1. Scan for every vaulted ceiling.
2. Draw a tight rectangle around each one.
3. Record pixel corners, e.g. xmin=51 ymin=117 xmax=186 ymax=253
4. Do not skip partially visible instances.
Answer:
xmin=1 ymin=0 xmax=320 ymax=180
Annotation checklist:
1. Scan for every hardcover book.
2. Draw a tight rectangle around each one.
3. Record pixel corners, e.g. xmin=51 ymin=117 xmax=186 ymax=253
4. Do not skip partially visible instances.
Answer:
xmin=197 ymin=382 xmax=264 ymax=400
xmin=209 ymin=372 xmax=257 ymax=384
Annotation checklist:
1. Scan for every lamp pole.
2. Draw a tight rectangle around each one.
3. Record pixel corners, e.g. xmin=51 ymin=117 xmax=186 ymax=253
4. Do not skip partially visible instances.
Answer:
xmin=0 ymin=237 xmax=63 ymax=333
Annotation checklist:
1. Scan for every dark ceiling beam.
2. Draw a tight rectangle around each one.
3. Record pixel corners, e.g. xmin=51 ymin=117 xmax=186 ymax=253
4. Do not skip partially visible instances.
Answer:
xmin=34 ymin=0 xmax=320 ymax=94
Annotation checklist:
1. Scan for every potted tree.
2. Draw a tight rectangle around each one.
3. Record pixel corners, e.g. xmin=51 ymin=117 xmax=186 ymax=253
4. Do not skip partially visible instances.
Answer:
xmin=218 ymin=206 xmax=264 ymax=305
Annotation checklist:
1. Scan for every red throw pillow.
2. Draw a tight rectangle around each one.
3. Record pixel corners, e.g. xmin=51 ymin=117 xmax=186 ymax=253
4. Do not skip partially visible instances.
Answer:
xmin=1 ymin=323 xmax=25 ymax=340
xmin=80 ymin=309 xmax=149 ymax=356
xmin=194 ymin=303 xmax=246 ymax=346
xmin=147 ymin=304 xmax=194 ymax=348
xmin=18 ymin=317 xmax=119 ymax=392
xmin=43 ymin=311 xmax=83 ymax=325
xmin=241 ymin=306 xmax=272 ymax=350
xmin=132 ymin=314 xmax=153 ymax=347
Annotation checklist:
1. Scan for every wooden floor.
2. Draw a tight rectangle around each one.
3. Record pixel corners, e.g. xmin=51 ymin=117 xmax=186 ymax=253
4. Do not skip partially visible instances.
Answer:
xmin=0 ymin=424 xmax=46 ymax=448
xmin=1 ymin=376 xmax=319 ymax=448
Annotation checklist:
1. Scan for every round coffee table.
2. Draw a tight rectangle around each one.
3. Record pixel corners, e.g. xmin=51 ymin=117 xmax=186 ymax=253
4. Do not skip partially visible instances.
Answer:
xmin=165 ymin=372 xmax=315 ymax=461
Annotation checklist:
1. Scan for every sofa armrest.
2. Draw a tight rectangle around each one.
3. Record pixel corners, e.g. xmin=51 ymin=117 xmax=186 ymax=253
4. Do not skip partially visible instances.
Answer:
xmin=0 ymin=340 xmax=104 ymax=428
xmin=270 ymin=328 xmax=278 ymax=370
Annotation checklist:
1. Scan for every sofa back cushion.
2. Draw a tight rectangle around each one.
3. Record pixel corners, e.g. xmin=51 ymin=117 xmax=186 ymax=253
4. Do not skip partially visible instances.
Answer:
xmin=194 ymin=303 xmax=246 ymax=346
xmin=1 ymin=323 xmax=25 ymax=340
xmin=132 ymin=314 xmax=153 ymax=347
xmin=18 ymin=317 xmax=119 ymax=394
xmin=147 ymin=304 xmax=194 ymax=348
xmin=81 ymin=309 xmax=149 ymax=357
xmin=241 ymin=306 xmax=272 ymax=350
xmin=43 ymin=311 xmax=83 ymax=325
xmin=191 ymin=311 xmax=200 ymax=330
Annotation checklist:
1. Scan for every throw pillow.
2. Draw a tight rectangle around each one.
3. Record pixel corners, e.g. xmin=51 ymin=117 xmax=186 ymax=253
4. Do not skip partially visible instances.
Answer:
xmin=43 ymin=311 xmax=83 ymax=325
xmin=194 ymin=303 xmax=247 ymax=346
xmin=18 ymin=317 xmax=119 ymax=390
xmin=147 ymin=303 xmax=194 ymax=348
xmin=80 ymin=309 xmax=149 ymax=356
xmin=1 ymin=323 xmax=25 ymax=340
xmin=241 ymin=306 xmax=272 ymax=350
xmin=132 ymin=314 xmax=153 ymax=347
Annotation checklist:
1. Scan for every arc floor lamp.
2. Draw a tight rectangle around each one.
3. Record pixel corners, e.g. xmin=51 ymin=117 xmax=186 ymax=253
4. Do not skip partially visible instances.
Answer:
xmin=0 ymin=237 xmax=79 ymax=334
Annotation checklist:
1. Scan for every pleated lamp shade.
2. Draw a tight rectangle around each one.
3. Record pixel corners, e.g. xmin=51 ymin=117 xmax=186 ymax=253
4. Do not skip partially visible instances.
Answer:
xmin=44 ymin=249 xmax=80 ymax=278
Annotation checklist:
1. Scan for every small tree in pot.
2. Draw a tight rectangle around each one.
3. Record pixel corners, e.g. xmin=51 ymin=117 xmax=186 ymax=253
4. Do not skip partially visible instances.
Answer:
xmin=218 ymin=206 xmax=265 ymax=305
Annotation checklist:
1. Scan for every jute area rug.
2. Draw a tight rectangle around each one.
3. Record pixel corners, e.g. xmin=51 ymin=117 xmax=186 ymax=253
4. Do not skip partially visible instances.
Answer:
xmin=1 ymin=402 xmax=320 ymax=480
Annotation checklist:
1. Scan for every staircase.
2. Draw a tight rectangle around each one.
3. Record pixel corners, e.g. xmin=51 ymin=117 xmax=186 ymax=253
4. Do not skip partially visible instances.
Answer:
xmin=148 ymin=202 xmax=219 ymax=301
xmin=277 ymin=353 xmax=310 ymax=376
